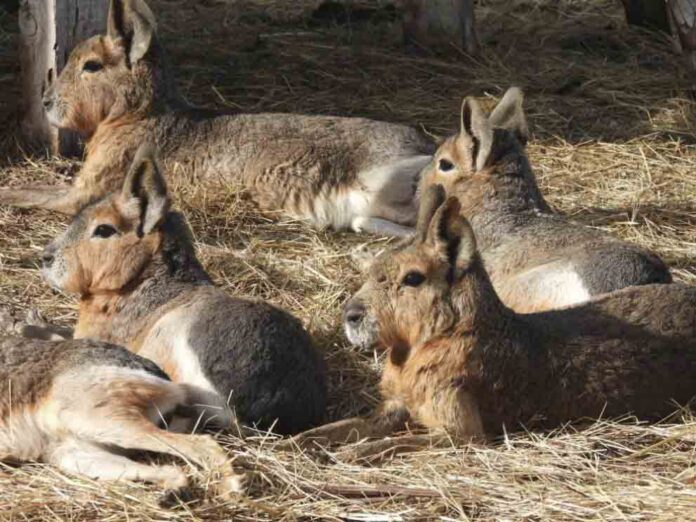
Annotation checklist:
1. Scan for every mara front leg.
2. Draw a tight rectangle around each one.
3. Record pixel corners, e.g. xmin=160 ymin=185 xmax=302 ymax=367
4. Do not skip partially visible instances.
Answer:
xmin=0 ymin=160 xmax=120 ymax=214
xmin=351 ymin=216 xmax=415 ymax=238
xmin=0 ymin=308 xmax=73 ymax=341
xmin=279 ymin=403 xmax=412 ymax=450
xmin=0 ymin=184 xmax=95 ymax=215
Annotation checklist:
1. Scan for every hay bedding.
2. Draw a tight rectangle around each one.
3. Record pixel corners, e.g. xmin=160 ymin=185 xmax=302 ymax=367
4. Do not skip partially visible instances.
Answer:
xmin=0 ymin=0 xmax=694 ymax=519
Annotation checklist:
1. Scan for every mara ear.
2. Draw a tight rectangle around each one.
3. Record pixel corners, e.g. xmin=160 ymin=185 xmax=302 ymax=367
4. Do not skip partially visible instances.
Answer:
xmin=121 ymin=143 xmax=170 ymax=235
xmin=426 ymin=196 xmax=477 ymax=279
xmin=488 ymin=87 xmax=529 ymax=145
xmin=459 ymin=96 xmax=493 ymax=172
xmin=416 ymin=184 xmax=446 ymax=242
xmin=107 ymin=0 xmax=156 ymax=66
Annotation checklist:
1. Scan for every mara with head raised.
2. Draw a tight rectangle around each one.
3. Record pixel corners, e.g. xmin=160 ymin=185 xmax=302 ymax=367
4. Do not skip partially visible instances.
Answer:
xmin=415 ymin=89 xmax=668 ymax=306
xmin=288 ymin=185 xmax=695 ymax=449
xmin=0 ymin=0 xmax=433 ymax=236
xmin=39 ymin=144 xmax=327 ymax=435
xmin=0 ymin=335 xmax=244 ymax=499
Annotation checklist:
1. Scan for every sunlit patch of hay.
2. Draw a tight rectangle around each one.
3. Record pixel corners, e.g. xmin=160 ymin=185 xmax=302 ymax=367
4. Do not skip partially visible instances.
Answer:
xmin=0 ymin=0 xmax=693 ymax=519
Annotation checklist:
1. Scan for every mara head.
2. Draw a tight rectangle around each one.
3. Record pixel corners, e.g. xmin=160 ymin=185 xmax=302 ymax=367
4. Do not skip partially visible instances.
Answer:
xmin=41 ymin=144 xmax=172 ymax=295
xmin=43 ymin=0 xmax=172 ymax=136
xmin=344 ymin=185 xmax=494 ymax=351
xmin=419 ymin=87 xmax=544 ymax=211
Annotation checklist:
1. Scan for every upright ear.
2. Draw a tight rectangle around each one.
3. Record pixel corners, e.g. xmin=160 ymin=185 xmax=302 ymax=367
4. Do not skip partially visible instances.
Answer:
xmin=459 ymin=97 xmax=493 ymax=172
xmin=107 ymin=0 xmax=156 ymax=65
xmin=425 ymin=196 xmax=477 ymax=279
xmin=416 ymin=184 xmax=446 ymax=242
xmin=488 ymin=87 xmax=529 ymax=145
xmin=121 ymin=144 xmax=170 ymax=235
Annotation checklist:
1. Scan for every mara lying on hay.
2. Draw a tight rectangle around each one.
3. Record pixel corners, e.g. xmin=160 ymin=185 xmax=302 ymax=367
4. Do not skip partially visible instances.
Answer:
xmin=0 ymin=0 xmax=694 ymax=520
xmin=312 ymin=185 xmax=695 ymax=448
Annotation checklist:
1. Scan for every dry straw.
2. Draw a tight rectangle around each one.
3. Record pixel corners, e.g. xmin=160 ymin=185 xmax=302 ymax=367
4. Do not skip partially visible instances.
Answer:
xmin=0 ymin=0 xmax=694 ymax=520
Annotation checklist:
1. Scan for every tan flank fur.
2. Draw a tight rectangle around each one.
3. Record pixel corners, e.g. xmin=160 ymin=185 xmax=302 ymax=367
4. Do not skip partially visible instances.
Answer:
xmin=39 ymin=145 xmax=327 ymax=435
xmin=0 ymin=335 xmax=244 ymax=496
xmin=289 ymin=185 xmax=696 ymax=451
xmin=0 ymin=0 xmax=433 ymax=236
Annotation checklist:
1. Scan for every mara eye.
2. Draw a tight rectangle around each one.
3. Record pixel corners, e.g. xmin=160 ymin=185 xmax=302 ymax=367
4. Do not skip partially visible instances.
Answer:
xmin=401 ymin=271 xmax=425 ymax=287
xmin=82 ymin=60 xmax=103 ymax=73
xmin=93 ymin=224 xmax=118 ymax=239
xmin=438 ymin=158 xmax=455 ymax=172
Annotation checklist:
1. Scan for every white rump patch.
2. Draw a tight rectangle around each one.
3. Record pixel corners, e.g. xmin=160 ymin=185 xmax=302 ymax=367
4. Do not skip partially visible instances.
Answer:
xmin=502 ymin=262 xmax=591 ymax=311
xmin=140 ymin=308 xmax=218 ymax=394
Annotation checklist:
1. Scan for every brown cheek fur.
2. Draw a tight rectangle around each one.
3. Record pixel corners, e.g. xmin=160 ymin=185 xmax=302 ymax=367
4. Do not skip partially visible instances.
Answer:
xmin=422 ymin=137 xmax=476 ymax=196
xmin=368 ymin=249 xmax=483 ymax=437
xmin=82 ymin=236 xmax=155 ymax=292
xmin=56 ymin=38 xmax=133 ymax=136
xmin=65 ymin=203 xmax=161 ymax=295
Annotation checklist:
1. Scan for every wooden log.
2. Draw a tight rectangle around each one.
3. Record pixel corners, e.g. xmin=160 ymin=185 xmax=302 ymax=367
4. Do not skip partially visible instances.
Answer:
xmin=620 ymin=0 xmax=671 ymax=32
xmin=18 ymin=0 xmax=108 ymax=156
xmin=402 ymin=0 xmax=478 ymax=55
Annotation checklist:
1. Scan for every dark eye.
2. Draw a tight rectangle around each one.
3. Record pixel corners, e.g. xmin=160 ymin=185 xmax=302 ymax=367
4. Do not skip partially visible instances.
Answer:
xmin=438 ymin=158 xmax=455 ymax=172
xmin=93 ymin=224 xmax=118 ymax=238
xmin=83 ymin=60 xmax=103 ymax=73
xmin=401 ymin=271 xmax=425 ymax=287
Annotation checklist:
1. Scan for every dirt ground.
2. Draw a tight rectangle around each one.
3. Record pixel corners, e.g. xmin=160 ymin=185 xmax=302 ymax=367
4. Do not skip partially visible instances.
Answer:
xmin=0 ymin=0 xmax=694 ymax=520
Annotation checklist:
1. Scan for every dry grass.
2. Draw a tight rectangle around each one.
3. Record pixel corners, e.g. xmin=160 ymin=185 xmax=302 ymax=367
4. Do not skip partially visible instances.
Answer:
xmin=0 ymin=0 xmax=695 ymax=520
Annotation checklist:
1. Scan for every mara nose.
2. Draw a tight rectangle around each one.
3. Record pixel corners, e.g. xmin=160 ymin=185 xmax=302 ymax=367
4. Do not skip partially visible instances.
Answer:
xmin=41 ymin=249 xmax=55 ymax=267
xmin=42 ymin=92 xmax=54 ymax=111
xmin=343 ymin=299 xmax=365 ymax=326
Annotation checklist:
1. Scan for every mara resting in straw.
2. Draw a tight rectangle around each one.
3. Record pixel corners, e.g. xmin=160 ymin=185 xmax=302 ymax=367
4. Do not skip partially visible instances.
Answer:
xmin=37 ymin=145 xmax=326 ymax=435
xmin=417 ymin=88 xmax=671 ymax=311
xmin=0 ymin=0 xmax=433 ymax=236
xmin=0 ymin=336 xmax=245 ymax=497
xmin=346 ymin=88 xmax=671 ymax=347
xmin=290 ymin=186 xmax=696 ymax=448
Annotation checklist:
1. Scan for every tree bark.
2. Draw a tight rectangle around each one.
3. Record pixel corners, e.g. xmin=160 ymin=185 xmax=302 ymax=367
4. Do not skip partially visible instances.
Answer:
xmin=402 ymin=0 xmax=478 ymax=55
xmin=620 ymin=0 xmax=671 ymax=32
xmin=18 ymin=0 xmax=108 ymax=156
xmin=667 ymin=0 xmax=696 ymax=89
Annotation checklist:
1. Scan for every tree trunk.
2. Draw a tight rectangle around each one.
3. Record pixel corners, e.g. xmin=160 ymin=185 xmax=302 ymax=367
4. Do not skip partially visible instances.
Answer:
xmin=620 ymin=0 xmax=671 ymax=32
xmin=402 ymin=0 xmax=478 ymax=55
xmin=18 ymin=0 xmax=108 ymax=156
xmin=667 ymin=0 xmax=696 ymax=90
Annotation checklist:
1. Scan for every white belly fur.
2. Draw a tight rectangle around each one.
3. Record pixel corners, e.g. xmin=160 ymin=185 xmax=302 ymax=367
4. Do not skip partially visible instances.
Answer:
xmin=308 ymin=155 xmax=431 ymax=230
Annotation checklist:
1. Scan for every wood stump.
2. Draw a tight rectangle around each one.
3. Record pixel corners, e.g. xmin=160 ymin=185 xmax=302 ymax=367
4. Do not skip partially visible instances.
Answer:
xmin=667 ymin=0 xmax=696 ymax=90
xmin=402 ymin=0 xmax=478 ymax=55
xmin=18 ymin=0 xmax=108 ymax=155
xmin=620 ymin=0 xmax=671 ymax=31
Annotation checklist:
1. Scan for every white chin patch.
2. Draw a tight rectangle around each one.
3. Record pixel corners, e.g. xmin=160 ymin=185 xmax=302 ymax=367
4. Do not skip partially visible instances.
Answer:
xmin=41 ymin=266 xmax=66 ymax=292
xmin=45 ymin=107 xmax=62 ymax=128
xmin=344 ymin=320 xmax=378 ymax=351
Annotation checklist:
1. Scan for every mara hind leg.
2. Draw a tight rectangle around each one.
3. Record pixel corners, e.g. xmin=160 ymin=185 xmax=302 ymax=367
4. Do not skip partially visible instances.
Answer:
xmin=52 ymin=372 xmax=246 ymax=495
xmin=79 ymin=421 xmax=245 ymax=496
xmin=351 ymin=155 xmax=430 ymax=237
xmin=167 ymin=383 xmax=245 ymax=437
xmin=48 ymin=438 xmax=189 ymax=492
